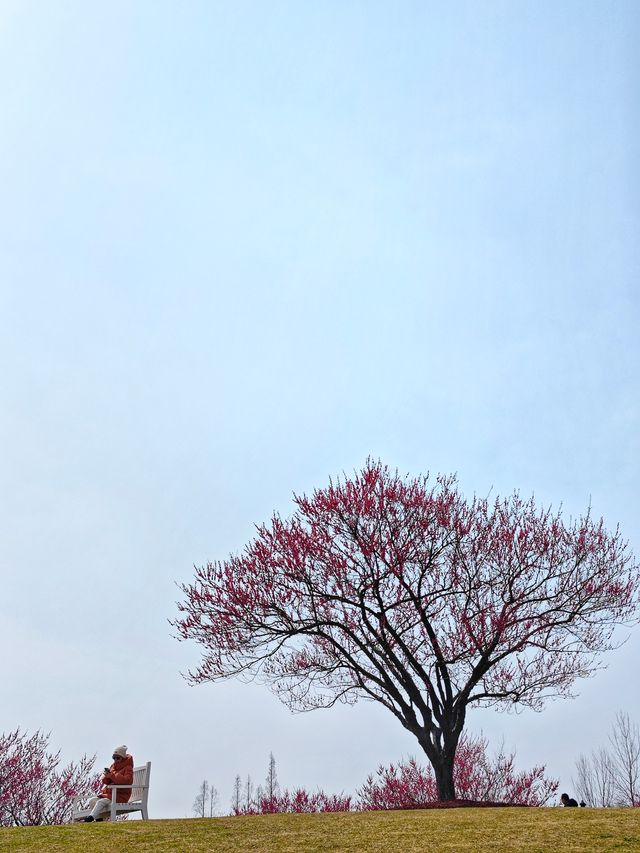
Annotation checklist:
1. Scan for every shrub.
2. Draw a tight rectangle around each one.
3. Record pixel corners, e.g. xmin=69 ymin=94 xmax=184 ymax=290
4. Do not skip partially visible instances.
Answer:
xmin=0 ymin=729 xmax=99 ymax=826
xmin=358 ymin=732 xmax=558 ymax=809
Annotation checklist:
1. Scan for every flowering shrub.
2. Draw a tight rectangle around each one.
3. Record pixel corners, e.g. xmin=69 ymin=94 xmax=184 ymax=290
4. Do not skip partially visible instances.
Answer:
xmin=235 ymin=788 xmax=352 ymax=815
xmin=231 ymin=733 xmax=557 ymax=816
xmin=0 ymin=729 xmax=99 ymax=826
xmin=358 ymin=732 xmax=558 ymax=809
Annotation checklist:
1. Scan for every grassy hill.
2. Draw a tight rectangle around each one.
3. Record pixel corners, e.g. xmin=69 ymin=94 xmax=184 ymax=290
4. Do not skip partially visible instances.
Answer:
xmin=3 ymin=807 xmax=640 ymax=852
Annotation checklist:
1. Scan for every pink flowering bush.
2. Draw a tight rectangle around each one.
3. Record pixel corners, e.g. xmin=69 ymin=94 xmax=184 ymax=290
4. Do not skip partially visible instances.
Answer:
xmin=358 ymin=732 xmax=558 ymax=809
xmin=235 ymin=788 xmax=352 ymax=815
xmin=231 ymin=733 xmax=557 ymax=815
xmin=0 ymin=729 xmax=99 ymax=826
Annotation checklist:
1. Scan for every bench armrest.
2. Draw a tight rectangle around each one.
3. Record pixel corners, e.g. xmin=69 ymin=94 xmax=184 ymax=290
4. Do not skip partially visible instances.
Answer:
xmin=109 ymin=784 xmax=149 ymax=791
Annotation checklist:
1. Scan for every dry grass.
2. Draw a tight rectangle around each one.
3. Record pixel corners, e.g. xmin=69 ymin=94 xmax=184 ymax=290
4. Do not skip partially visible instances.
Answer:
xmin=2 ymin=807 xmax=640 ymax=852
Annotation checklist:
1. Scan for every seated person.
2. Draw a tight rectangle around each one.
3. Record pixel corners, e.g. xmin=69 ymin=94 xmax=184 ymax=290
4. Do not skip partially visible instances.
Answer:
xmin=84 ymin=745 xmax=134 ymax=822
xmin=560 ymin=792 xmax=579 ymax=807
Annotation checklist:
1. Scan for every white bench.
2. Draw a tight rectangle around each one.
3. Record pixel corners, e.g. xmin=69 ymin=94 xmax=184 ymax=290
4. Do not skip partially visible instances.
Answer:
xmin=71 ymin=761 xmax=151 ymax=822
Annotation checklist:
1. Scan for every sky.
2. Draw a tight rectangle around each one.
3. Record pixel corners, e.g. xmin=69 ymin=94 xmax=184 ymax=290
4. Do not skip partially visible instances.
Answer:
xmin=1 ymin=0 xmax=638 ymax=819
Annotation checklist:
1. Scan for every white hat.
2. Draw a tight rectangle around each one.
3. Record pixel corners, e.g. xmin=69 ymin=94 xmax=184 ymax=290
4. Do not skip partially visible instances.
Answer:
xmin=113 ymin=745 xmax=127 ymax=758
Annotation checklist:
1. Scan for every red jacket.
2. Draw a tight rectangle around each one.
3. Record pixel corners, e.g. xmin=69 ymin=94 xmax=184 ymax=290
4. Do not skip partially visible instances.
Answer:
xmin=99 ymin=754 xmax=134 ymax=803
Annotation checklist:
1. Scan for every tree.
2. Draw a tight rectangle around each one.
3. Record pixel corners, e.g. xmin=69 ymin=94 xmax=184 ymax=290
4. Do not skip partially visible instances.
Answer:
xmin=244 ymin=775 xmax=254 ymax=811
xmin=609 ymin=711 xmax=640 ymax=806
xmin=574 ymin=748 xmax=615 ymax=807
xmin=574 ymin=712 xmax=640 ymax=806
xmin=0 ymin=729 xmax=98 ymax=826
xmin=264 ymin=752 xmax=279 ymax=800
xmin=193 ymin=779 xmax=209 ymax=818
xmin=231 ymin=774 xmax=242 ymax=813
xmin=175 ymin=461 xmax=640 ymax=800
xmin=358 ymin=731 xmax=558 ymax=808
xmin=193 ymin=779 xmax=219 ymax=817
xmin=209 ymin=783 xmax=219 ymax=817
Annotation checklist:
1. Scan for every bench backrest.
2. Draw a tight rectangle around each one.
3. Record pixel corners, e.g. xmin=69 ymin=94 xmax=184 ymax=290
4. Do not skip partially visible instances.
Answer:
xmin=130 ymin=762 xmax=151 ymax=803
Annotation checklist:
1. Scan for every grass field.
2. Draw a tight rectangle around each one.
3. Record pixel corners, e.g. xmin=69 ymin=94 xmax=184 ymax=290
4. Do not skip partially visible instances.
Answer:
xmin=2 ymin=808 xmax=640 ymax=852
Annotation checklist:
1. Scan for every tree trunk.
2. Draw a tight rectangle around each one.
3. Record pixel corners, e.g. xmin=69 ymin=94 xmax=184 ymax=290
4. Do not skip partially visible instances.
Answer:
xmin=416 ymin=716 xmax=462 ymax=801
xmin=411 ymin=704 xmax=465 ymax=801
xmin=433 ymin=755 xmax=456 ymax=801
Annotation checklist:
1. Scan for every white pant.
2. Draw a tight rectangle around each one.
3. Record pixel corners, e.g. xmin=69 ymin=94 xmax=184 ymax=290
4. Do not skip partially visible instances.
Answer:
xmin=86 ymin=796 xmax=113 ymax=820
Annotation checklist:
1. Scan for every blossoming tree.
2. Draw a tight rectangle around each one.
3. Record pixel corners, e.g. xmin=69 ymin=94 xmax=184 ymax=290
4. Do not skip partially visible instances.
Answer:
xmin=174 ymin=461 xmax=640 ymax=800
xmin=0 ymin=729 xmax=98 ymax=826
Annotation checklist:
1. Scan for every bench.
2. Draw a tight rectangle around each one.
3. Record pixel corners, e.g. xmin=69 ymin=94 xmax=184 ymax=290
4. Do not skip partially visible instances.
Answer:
xmin=71 ymin=761 xmax=151 ymax=822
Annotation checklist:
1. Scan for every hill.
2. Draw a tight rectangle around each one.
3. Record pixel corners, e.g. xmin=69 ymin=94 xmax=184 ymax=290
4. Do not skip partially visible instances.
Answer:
xmin=3 ymin=807 xmax=640 ymax=852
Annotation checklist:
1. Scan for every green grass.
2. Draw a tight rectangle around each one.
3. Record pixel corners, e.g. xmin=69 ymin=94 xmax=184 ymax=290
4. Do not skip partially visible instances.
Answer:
xmin=2 ymin=808 xmax=640 ymax=852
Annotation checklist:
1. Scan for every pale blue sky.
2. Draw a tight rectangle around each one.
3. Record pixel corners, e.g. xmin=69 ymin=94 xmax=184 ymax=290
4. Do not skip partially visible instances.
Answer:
xmin=1 ymin=0 xmax=638 ymax=817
